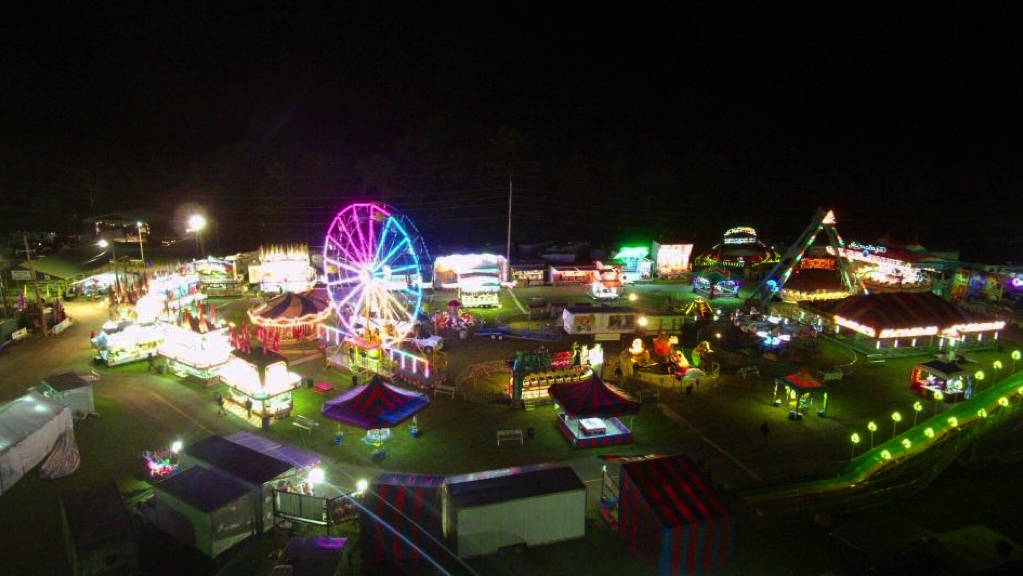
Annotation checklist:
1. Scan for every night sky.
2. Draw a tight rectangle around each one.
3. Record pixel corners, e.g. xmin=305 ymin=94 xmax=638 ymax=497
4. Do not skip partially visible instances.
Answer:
xmin=2 ymin=5 xmax=1021 ymax=259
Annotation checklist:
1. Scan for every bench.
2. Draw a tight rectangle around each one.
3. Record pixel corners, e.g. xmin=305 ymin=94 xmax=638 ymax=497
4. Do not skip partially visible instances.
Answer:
xmin=737 ymin=366 xmax=760 ymax=380
xmin=313 ymin=381 xmax=335 ymax=393
xmin=293 ymin=415 xmax=319 ymax=431
xmin=434 ymin=383 xmax=457 ymax=399
xmin=497 ymin=429 xmax=524 ymax=446
xmin=635 ymin=388 xmax=660 ymax=403
xmin=11 ymin=328 xmax=28 ymax=341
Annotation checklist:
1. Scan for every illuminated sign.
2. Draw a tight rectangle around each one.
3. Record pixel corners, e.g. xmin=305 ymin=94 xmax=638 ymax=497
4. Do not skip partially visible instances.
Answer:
xmin=723 ymin=227 xmax=757 ymax=244
xmin=834 ymin=316 xmax=876 ymax=338
xmin=849 ymin=242 xmax=887 ymax=254
xmin=799 ymin=258 xmax=836 ymax=270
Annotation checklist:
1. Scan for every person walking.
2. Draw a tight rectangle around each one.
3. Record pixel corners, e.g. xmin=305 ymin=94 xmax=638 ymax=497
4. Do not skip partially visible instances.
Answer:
xmin=351 ymin=373 xmax=359 ymax=388
xmin=215 ymin=391 xmax=226 ymax=415
xmin=245 ymin=398 xmax=253 ymax=419
xmin=760 ymin=420 xmax=770 ymax=441
xmin=147 ymin=353 xmax=156 ymax=373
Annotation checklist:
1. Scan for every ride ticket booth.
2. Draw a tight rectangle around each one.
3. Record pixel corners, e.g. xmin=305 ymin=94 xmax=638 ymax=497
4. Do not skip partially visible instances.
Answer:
xmin=773 ymin=369 xmax=829 ymax=420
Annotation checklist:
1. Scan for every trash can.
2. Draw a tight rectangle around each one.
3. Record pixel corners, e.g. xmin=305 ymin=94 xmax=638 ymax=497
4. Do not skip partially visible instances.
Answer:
xmin=261 ymin=415 xmax=271 ymax=430
xmin=527 ymin=427 xmax=536 ymax=440
xmin=305 ymin=377 xmax=314 ymax=389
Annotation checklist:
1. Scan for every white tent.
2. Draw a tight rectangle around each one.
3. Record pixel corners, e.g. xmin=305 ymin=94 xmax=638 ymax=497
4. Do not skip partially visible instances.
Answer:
xmin=0 ymin=391 xmax=73 ymax=495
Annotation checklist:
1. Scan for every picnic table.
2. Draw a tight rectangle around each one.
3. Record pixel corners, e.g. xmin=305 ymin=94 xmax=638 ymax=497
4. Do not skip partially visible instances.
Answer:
xmin=313 ymin=381 xmax=335 ymax=393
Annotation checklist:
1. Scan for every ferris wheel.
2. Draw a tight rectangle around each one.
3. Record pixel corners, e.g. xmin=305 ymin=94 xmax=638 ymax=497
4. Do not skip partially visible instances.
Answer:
xmin=323 ymin=203 xmax=424 ymax=346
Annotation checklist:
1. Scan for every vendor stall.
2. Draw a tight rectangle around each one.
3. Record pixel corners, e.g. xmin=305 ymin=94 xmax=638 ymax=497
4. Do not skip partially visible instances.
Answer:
xmin=191 ymin=257 xmax=246 ymax=296
xmin=911 ymin=360 xmax=972 ymax=402
xmin=613 ymin=246 xmax=652 ymax=283
xmin=158 ymin=313 xmax=232 ymax=382
xmin=773 ymin=369 xmax=829 ymax=419
xmin=91 ymin=324 xmax=164 ymax=366
xmin=433 ymin=254 xmax=507 ymax=289
xmin=219 ymin=347 xmax=301 ymax=421
xmin=652 ymin=242 xmax=694 ymax=278
xmin=548 ymin=374 xmax=641 ymax=448
xmin=36 ymin=373 xmax=94 ymax=419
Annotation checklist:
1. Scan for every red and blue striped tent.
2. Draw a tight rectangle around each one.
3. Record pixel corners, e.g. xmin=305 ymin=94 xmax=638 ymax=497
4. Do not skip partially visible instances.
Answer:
xmin=322 ymin=376 xmax=430 ymax=429
xmin=361 ymin=473 xmax=445 ymax=574
xmin=619 ymin=454 xmax=735 ymax=576
xmin=548 ymin=374 xmax=642 ymax=417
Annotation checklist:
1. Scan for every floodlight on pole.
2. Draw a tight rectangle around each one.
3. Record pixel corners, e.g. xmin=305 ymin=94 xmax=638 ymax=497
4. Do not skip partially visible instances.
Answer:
xmin=913 ymin=401 xmax=923 ymax=426
xmin=97 ymin=239 xmax=109 ymax=248
xmin=171 ymin=440 xmax=183 ymax=454
xmin=136 ymin=221 xmax=146 ymax=267
xmin=850 ymin=433 xmax=860 ymax=459
xmin=309 ymin=467 xmax=325 ymax=484
xmin=356 ymin=479 xmax=369 ymax=494
xmin=867 ymin=421 xmax=877 ymax=448
xmin=933 ymin=390 xmax=943 ymax=416
xmin=1012 ymin=350 xmax=1021 ymax=373
xmin=187 ymin=214 xmax=207 ymax=257
xmin=891 ymin=411 xmax=902 ymax=439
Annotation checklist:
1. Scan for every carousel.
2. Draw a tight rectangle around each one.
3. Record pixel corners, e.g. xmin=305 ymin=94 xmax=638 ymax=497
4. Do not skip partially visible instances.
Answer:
xmin=694 ymin=226 xmax=780 ymax=278
xmin=248 ymin=290 xmax=331 ymax=341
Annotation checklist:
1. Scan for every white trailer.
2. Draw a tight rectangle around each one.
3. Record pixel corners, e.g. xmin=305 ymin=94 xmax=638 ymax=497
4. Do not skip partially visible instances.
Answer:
xmin=443 ymin=465 xmax=586 ymax=558
xmin=562 ymin=305 xmax=640 ymax=336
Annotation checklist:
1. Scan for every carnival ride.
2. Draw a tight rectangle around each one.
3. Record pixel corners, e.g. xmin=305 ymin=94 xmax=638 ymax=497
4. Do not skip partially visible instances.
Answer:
xmin=319 ymin=203 xmax=446 ymax=388
xmin=748 ymin=209 xmax=860 ymax=303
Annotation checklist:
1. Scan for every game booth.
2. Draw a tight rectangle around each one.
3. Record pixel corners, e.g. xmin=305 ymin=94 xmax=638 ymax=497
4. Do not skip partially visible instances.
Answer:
xmin=510 ymin=348 xmax=591 ymax=404
xmin=322 ymin=376 xmax=430 ymax=458
xmin=158 ymin=311 xmax=233 ymax=382
xmin=911 ymin=360 xmax=973 ymax=402
xmin=548 ymin=374 xmax=642 ymax=448
xmin=651 ymin=242 xmax=694 ymax=279
xmin=218 ymin=347 xmax=302 ymax=423
xmin=772 ymin=369 xmax=829 ymax=419
xmin=433 ymin=254 xmax=507 ymax=290
xmin=601 ymin=454 xmax=736 ymax=576
xmin=248 ymin=244 xmax=317 ymax=293
xmin=191 ymin=257 xmax=246 ymax=296
xmin=248 ymin=290 xmax=332 ymax=341
xmin=613 ymin=246 xmax=653 ymax=283
xmin=589 ymin=264 xmax=624 ymax=300
xmin=457 ymin=275 xmax=501 ymax=308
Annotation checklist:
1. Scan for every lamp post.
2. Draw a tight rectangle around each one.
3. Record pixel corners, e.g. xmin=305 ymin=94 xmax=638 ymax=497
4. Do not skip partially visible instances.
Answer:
xmin=975 ymin=370 xmax=985 ymax=394
xmin=913 ymin=401 xmax=923 ymax=426
xmin=1012 ymin=350 xmax=1021 ymax=374
xmin=891 ymin=411 xmax=902 ymax=439
xmin=188 ymin=214 xmax=207 ymax=258
xmin=868 ymin=421 xmax=877 ymax=448
xmin=933 ymin=390 xmax=943 ymax=417
xmin=136 ymin=221 xmax=146 ymax=268
xmin=850 ymin=433 xmax=860 ymax=460
xmin=993 ymin=360 xmax=1003 ymax=382
xmin=98 ymin=238 xmax=118 ymax=287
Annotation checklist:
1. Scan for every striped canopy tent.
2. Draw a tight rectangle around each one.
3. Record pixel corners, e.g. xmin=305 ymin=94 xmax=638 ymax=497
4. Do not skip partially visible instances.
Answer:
xmin=322 ymin=376 xmax=430 ymax=430
xmin=695 ymin=267 xmax=741 ymax=284
xmin=247 ymin=290 xmax=331 ymax=337
xmin=805 ymin=292 xmax=995 ymax=337
xmin=618 ymin=454 xmax=735 ymax=575
xmin=548 ymin=374 xmax=642 ymax=417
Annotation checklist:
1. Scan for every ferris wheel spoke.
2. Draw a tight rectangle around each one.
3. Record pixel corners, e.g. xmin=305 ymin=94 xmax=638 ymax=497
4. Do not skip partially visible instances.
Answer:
xmin=351 ymin=211 xmax=372 ymax=263
xmin=323 ymin=256 xmax=365 ymax=277
xmin=373 ymin=218 xmax=396 ymax=264
xmin=325 ymin=235 xmax=361 ymax=267
xmin=376 ymin=237 xmax=411 ymax=271
xmin=336 ymin=216 xmax=369 ymax=265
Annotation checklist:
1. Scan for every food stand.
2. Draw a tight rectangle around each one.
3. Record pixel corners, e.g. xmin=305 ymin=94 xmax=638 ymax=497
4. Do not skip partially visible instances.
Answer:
xmin=772 ymin=369 xmax=829 ymax=419
xmin=91 ymin=324 xmax=164 ymax=366
xmin=219 ymin=347 xmax=301 ymax=421
xmin=158 ymin=317 xmax=232 ymax=382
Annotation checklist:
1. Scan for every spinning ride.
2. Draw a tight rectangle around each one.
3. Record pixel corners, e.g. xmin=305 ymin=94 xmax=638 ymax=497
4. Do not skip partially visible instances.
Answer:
xmin=323 ymin=203 xmax=424 ymax=347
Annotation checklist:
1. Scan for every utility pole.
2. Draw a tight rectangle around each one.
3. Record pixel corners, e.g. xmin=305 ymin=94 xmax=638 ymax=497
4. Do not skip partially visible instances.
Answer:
xmin=136 ymin=222 xmax=146 ymax=267
xmin=23 ymin=235 xmax=47 ymax=336
xmin=506 ymin=173 xmax=513 ymax=275
xmin=0 ymin=255 xmax=11 ymax=319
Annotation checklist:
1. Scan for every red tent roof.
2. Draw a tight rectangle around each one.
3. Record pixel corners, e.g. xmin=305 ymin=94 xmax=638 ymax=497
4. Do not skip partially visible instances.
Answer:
xmin=807 ymin=292 xmax=990 ymax=332
xmin=322 ymin=376 xmax=430 ymax=430
xmin=547 ymin=374 xmax=641 ymax=417
xmin=621 ymin=454 xmax=731 ymax=526
xmin=782 ymin=369 xmax=827 ymax=391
